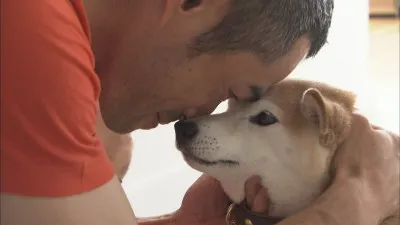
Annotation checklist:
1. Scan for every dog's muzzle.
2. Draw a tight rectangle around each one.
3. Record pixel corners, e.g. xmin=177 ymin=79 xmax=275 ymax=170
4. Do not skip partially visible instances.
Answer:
xmin=174 ymin=120 xmax=199 ymax=143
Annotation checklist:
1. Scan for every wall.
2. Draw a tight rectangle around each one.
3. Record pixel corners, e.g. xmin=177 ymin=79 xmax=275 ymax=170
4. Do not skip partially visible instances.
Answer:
xmin=122 ymin=0 xmax=371 ymax=218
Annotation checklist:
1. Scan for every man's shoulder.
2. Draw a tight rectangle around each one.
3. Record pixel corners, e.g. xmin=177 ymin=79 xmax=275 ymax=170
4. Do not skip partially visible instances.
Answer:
xmin=3 ymin=0 xmax=98 ymax=97
xmin=0 ymin=177 xmax=137 ymax=225
xmin=4 ymin=0 xmax=94 ymax=67
xmin=1 ymin=0 xmax=107 ymax=197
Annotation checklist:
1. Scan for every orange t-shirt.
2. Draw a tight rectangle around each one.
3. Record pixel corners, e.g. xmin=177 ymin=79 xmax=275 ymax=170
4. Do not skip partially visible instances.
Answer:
xmin=1 ymin=0 xmax=114 ymax=196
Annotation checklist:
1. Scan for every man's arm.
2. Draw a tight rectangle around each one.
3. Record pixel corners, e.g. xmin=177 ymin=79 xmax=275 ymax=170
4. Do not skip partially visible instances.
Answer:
xmin=2 ymin=1 xmax=145 ymax=224
xmin=278 ymin=115 xmax=400 ymax=225
xmin=1 ymin=177 xmax=138 ymax=225
xmin=278 ymin=178 xmax=378 ymax=225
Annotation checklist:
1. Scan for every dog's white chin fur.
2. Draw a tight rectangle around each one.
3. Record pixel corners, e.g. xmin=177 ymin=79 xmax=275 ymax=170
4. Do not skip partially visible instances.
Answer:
xmin=182 ymin=133 xmax=332 ymax=217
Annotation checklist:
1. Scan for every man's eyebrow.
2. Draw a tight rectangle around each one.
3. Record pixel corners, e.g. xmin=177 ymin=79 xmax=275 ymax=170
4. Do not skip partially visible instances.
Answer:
xmin=248 ymin=86 xmax=265 ymax=102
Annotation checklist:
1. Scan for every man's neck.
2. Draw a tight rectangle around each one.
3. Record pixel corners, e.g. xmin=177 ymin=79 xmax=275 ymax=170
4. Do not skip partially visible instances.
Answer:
xmin=82 ymin=0 xmax=124 ymax=75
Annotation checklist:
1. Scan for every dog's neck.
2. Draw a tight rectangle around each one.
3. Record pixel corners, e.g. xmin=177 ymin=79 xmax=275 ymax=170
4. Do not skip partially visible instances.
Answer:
xmin=218 ymin=145 xmax=333 ymax=218
xmin=259 ymin=167 xmax=331 ymax=217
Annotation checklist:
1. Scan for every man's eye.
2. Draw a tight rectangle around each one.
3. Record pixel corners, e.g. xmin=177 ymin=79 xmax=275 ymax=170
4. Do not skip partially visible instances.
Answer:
xmin=250 ymin=111 xmax=279 ymax=126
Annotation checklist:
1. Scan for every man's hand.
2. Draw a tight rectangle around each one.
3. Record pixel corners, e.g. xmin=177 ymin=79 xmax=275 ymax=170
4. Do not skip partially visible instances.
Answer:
xmin=138 ymin=174 xmax=267 ymax=225
xmin=174 ymin=174 xmax=230 ymax=225
xmin=332 ymin=113 xmax=400 ymax=221
xmin=172 ymin=174 xmax=270 ymax=225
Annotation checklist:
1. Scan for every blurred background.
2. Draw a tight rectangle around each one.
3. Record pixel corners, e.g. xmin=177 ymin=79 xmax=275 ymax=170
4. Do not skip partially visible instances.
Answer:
xmin=123 ymin=0 xmax=400 ymax=218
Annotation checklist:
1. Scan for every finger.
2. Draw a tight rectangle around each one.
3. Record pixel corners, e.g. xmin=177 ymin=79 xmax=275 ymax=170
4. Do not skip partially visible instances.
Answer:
xmin=192 ymin=174 xmax=228 ymax=202
xmin=371 ymin=124 xmax=384 ymax=130
xmin=244 ymin=176 xmax=262 ymax=208
xmin=180 ymin=174 xmax=231 ymax=218
xmin=251 ymin=188 xmax=269 ymax=213
xmin=351 ymin=113 xmax=374 ymax=132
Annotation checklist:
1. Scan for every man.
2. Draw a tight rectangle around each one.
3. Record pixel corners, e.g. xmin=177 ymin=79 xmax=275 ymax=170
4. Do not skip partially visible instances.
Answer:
xmin=1 ymin=0 xmax=399 ymax=225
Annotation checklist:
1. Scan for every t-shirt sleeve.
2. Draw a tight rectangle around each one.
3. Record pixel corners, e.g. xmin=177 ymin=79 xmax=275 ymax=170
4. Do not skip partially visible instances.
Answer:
xmin=1 ymin=0 xmax=115 ymax=196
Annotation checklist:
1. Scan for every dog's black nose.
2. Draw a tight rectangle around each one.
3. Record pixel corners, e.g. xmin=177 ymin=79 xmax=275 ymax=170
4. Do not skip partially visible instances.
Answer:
xmin=174 ymin=120 xmax=199 ymax=140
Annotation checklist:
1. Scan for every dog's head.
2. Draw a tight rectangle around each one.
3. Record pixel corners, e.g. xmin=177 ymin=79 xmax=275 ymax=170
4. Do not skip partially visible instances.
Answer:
xmin=174 ymin=79 xmax=356 ymax=216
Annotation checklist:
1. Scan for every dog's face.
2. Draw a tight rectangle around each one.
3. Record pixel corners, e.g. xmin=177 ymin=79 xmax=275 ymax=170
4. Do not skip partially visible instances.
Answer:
xmin=175 ymin=79 xmax=356 ymax=216
xmin=175 ymin=98 xmax=290 ymax=175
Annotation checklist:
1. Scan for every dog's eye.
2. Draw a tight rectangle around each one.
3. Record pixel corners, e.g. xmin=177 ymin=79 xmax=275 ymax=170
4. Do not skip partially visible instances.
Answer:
xmin=250 ymin=111 xmax=278 ymax=126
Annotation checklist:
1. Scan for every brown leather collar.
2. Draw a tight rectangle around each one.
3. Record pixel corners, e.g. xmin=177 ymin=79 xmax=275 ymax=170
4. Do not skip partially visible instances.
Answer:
xmin=227 ymin=202 xmax=283 ymax=225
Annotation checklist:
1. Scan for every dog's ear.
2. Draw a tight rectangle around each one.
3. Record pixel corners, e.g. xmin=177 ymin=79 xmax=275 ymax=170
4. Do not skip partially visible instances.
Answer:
xmin=300 ymin=88 xmax=353 ymax=149
xmin=300 ymin=88 xmax=328 ymax=132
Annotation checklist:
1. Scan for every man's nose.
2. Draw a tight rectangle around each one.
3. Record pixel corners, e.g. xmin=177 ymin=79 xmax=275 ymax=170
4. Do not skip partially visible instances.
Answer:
xmin=174 ymin=120 xmax=199 ymax=140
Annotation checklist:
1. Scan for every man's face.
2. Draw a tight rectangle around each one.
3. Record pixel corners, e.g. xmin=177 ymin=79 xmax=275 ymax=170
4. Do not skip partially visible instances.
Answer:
xmin=94 ymin=0 xmax=311 ymax=133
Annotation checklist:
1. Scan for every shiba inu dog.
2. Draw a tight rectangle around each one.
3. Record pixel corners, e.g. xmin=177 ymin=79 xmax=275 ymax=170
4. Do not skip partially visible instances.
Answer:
xmin=174 ymin=79 xmax=398 ymax=224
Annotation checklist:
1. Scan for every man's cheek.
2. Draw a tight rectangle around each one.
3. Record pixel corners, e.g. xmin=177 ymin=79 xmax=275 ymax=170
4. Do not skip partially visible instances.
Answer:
xmin=137 ymin=114 xmax=159 ymax=129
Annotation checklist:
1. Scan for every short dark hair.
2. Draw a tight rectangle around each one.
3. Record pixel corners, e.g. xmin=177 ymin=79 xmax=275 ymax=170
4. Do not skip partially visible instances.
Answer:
xmin=188 ymin=0 xmax=334 ymax=63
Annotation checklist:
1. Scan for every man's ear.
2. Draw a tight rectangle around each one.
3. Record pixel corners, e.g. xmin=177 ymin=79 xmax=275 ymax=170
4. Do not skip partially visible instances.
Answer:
xmin=177 ymin=0 xmax=230 ymax=14
xmin=161 ymin=0 xmax=229 ymax=27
